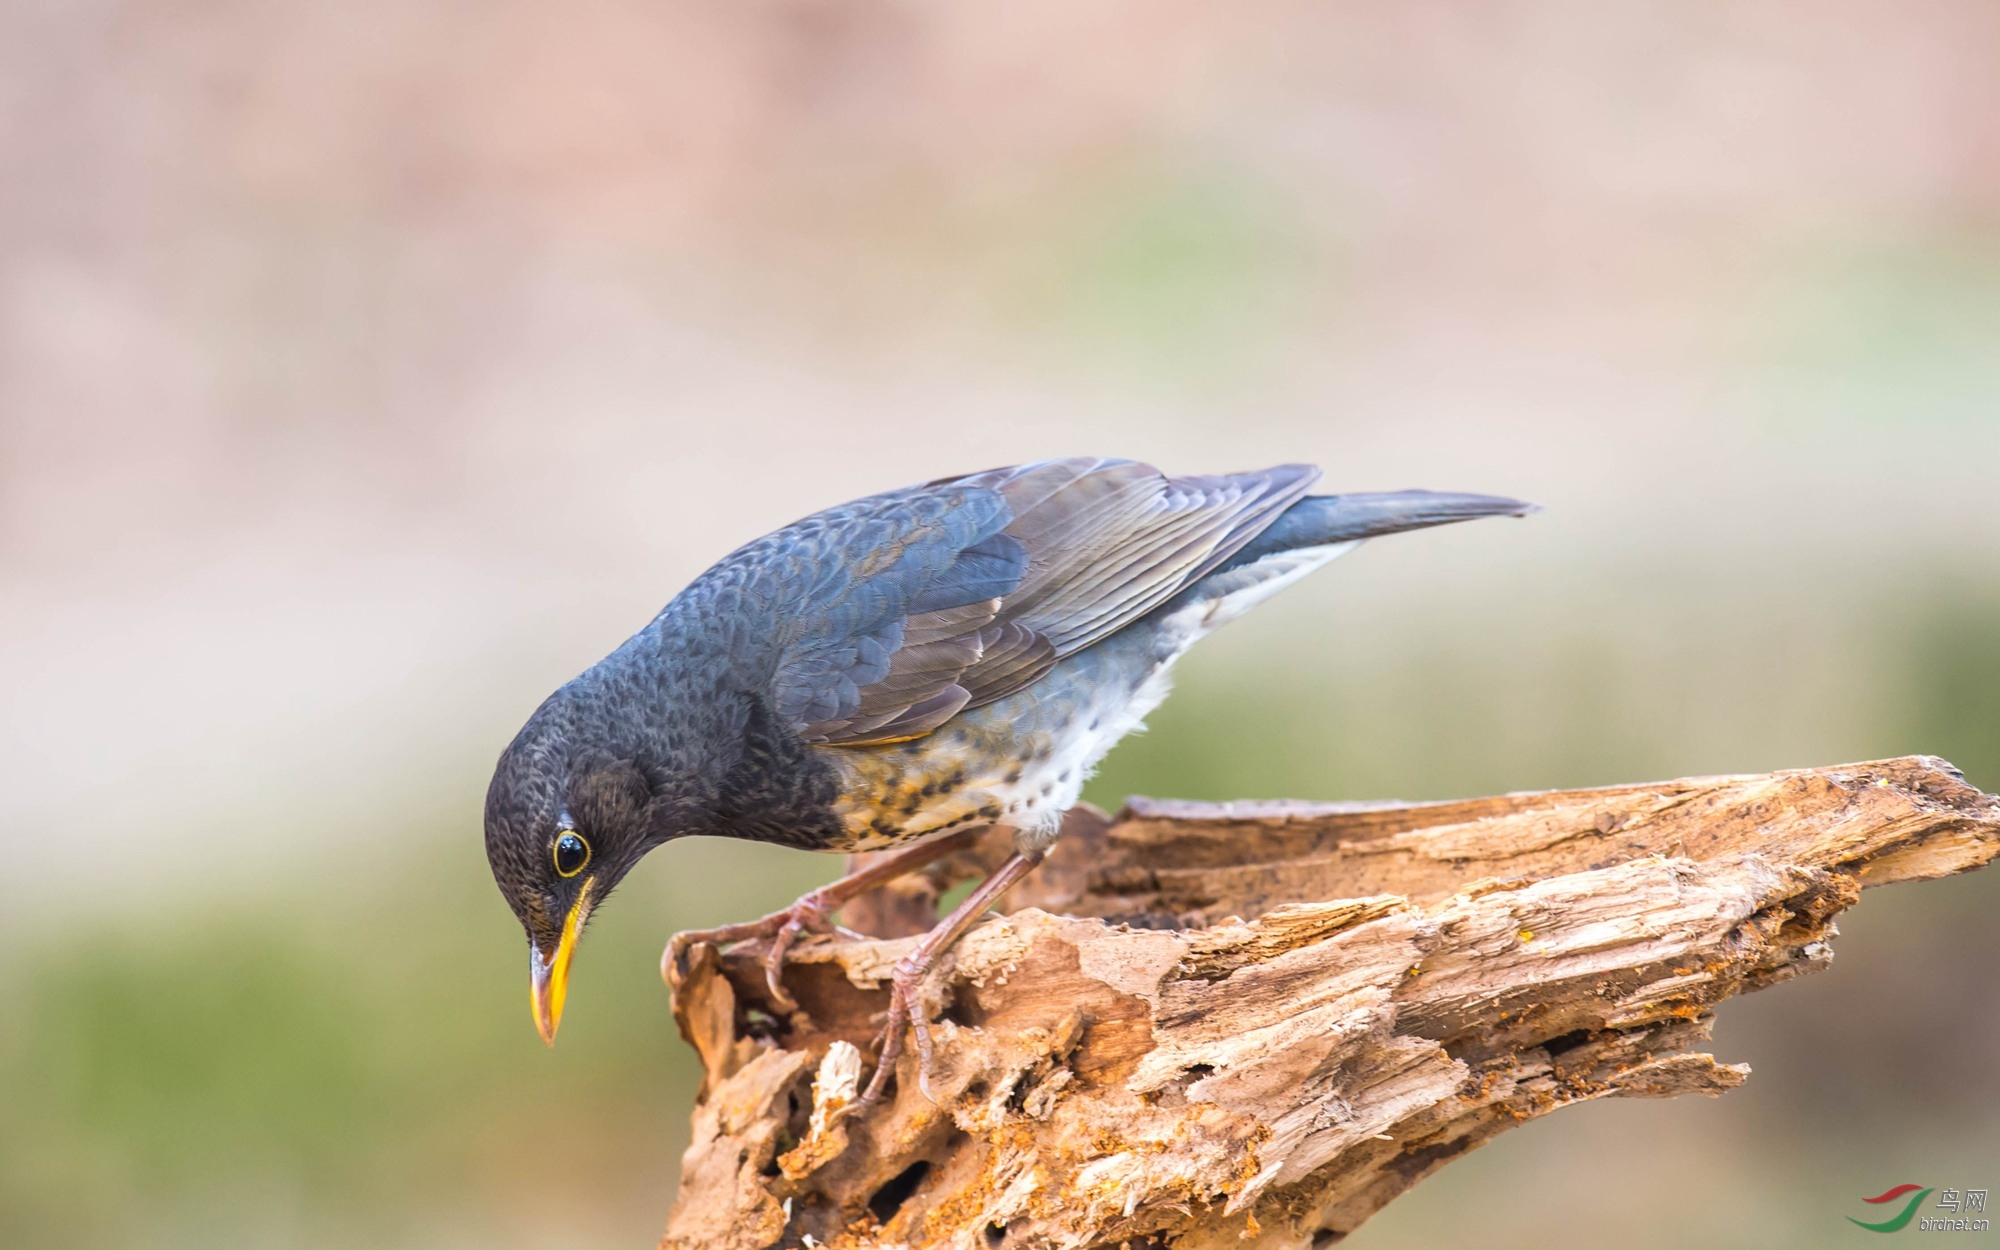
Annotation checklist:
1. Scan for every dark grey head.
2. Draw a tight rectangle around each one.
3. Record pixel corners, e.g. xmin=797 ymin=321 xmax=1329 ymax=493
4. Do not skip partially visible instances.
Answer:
xmin=483 ymin=696 xmax=662 ymax=1044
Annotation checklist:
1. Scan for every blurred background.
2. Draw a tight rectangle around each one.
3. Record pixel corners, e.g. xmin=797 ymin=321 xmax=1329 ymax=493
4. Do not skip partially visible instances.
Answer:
xmin=3 ymin=1 xmax=1997 ymax=1246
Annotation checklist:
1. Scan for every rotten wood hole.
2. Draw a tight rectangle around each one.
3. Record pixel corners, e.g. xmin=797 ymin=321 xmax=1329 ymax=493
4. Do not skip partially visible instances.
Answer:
xmin=661 ymin=757 xmax=1999 ymax=1250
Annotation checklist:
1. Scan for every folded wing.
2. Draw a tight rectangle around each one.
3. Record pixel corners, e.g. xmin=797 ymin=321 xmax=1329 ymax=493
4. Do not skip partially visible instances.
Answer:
xmin=765 ymin=457 xmax=1319 ymax=746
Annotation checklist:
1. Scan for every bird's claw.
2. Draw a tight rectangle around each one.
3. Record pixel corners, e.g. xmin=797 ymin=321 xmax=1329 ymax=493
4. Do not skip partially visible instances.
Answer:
xmin=662 ymin=932 xmax=694 ymax=989
xmin=662 ymin=926 xmax=755 ymax=993
xmin=661 ymin=887 xmax=853 ymax=1011
xmin=853 ymin=949 xmax=944 ymax=1111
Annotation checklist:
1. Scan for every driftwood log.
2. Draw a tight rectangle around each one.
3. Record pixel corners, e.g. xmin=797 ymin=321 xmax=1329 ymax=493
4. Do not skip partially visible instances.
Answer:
xmin=661 ymin=757 xmax=1999 ymax=1250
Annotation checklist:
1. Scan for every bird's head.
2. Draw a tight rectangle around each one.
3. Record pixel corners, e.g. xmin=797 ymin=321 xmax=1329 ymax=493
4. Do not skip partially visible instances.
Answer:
xmin=483 ymin=716 xmax=658 ymax=1045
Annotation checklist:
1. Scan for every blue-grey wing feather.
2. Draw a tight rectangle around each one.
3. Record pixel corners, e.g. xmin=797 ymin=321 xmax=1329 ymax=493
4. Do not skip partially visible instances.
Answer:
xmin=750 ymin=457 xmax=1320 ymax=746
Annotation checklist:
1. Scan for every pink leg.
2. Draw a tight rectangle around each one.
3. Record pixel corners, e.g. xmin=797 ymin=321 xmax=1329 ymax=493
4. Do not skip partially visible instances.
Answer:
xmin=855 ymin=848 xmax=1047 ymax=1109
xmin=663 ymin=826 xmax=986 ymax=1011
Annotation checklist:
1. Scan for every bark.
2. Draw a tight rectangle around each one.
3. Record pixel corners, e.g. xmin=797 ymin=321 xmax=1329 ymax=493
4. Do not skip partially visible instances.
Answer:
xmin=660 ymin=756 xmax=1999 ymax=1250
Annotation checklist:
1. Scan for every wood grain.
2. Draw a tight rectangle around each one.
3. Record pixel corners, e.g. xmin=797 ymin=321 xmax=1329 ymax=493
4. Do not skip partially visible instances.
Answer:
xmin=660 ymin=757 xmax=1998 ymax=1250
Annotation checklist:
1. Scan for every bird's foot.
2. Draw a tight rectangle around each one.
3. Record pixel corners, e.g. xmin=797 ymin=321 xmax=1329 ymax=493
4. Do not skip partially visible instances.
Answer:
xmin=847 ymin=849 xmax=1047 ymax=1112
xmin=853 ymin=945 xmax=945 ymax=1111
xmin=663 ymin=886 xmax=864 ymax=1012
xmin=662 ymin=828 xmax=989 ymax=1013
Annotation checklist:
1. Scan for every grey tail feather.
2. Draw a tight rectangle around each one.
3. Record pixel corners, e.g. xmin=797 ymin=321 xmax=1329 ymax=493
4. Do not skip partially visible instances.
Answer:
xmin=1211 ymin=490 xmax=1539 ymax=575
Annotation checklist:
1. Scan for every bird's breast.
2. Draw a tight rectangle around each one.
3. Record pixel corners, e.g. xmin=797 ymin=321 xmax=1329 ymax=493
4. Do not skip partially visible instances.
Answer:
xmin=816 ymin=633 xmax=1180 ymax=852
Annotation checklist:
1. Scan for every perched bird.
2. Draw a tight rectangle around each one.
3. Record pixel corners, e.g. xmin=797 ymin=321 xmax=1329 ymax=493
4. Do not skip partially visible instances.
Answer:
xmin=484 ymin=458 xmax=1533 ymax=1102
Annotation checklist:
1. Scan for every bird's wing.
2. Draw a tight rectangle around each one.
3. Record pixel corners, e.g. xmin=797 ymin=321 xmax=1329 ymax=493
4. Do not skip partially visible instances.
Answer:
xmin=767 ymin=457 xmax=1320 ymax=746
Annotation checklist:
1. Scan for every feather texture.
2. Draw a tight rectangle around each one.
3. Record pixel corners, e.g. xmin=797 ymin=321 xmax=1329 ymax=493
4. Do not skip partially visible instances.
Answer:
xmin=762 ymin=458 xmax=1319 ymax=745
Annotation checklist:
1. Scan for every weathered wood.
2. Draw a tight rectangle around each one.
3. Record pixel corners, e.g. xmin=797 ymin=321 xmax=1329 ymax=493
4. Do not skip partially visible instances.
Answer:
xmin=660 ymin=757 xmax=1999 ymax=1250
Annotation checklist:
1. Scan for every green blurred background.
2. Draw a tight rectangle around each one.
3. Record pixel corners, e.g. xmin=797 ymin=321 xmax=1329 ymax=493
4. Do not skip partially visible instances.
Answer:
xmin=2 ymin=2 xmax=1997 ymax=1247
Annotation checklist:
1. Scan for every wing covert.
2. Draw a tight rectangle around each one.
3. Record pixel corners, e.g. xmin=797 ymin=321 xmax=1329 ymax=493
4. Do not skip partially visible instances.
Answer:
xmin=762 ymin=458 xmax=1319 ymax=746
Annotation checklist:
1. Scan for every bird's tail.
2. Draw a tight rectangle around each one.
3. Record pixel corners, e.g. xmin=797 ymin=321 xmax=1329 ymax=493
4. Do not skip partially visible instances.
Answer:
xmin=1147 ymin=488 xmax=1537 ymax=632
xmin=1212 ymin=489 xmax=1538 ymax=574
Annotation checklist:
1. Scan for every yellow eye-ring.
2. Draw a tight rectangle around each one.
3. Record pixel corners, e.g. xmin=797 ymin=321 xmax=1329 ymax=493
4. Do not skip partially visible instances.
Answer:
xmin=553 ymin=831 xmax=590 ymax=878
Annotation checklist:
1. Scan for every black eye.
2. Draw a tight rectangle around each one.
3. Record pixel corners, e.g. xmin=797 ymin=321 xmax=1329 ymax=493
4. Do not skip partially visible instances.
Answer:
xmin=553 ymin=831 xmax=590 ymax=878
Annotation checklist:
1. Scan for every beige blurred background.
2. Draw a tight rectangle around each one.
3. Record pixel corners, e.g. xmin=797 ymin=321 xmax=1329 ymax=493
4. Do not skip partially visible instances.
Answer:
xmin=3 ymin=1 xmax=1998 ymax=1247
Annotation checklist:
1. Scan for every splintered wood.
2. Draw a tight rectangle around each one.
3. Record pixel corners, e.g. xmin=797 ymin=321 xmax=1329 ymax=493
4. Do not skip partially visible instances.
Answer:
xmin=661 ymin=758 xmax=1999 ymax=1250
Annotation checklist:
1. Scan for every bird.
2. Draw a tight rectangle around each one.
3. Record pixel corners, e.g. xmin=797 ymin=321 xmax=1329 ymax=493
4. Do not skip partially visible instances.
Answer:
xmin=483 ymin=457 xmax=1534 ymax=1104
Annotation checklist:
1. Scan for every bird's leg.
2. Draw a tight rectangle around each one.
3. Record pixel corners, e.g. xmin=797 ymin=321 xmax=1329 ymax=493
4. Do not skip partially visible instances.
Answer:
xmin=855 ymin=847 xmax=1047 ymax=1110
xmin=663 ymin=826 xmax=987 ymax=1010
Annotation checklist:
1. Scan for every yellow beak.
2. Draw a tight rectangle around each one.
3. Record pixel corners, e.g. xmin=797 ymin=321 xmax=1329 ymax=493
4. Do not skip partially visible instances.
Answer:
xmin=530 ymin=878 xmax=594 ymax=1046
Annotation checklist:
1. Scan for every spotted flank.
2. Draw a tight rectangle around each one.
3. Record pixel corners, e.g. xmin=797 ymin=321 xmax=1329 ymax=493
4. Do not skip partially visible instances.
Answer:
xmin=821 ymin=697 xmax=1111 ymax=852
xmin=816 ymin=541 xmax=1358 ymax=853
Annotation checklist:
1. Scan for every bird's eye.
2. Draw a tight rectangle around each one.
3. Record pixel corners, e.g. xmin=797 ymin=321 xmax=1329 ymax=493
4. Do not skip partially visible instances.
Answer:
xmin=553 ymin=831 xmax=590 ymax=878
